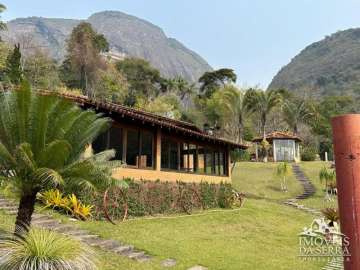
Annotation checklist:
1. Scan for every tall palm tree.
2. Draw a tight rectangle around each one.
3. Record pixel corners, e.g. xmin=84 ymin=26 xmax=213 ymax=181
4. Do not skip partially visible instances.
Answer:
xmin=244 ymin=89 xmax=282 ymax=161
xmin=282 ymin=98 xmax=314 ymax=134
xmin=0 ymin=82 xmax=120 ymax=233
xmin=222 ymin=85 xmax=249 ymax=143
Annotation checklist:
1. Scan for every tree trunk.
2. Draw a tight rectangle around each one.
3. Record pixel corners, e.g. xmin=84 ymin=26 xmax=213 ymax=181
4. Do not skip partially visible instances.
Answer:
xmin=262 ymin=122 xmax=268 ymax=163
xmin=14 ymin=190 xmax=38 ymax=235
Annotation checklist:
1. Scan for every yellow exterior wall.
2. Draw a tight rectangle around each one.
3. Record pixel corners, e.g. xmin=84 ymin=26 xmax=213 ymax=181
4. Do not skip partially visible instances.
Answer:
xmin=112 ymin=167 xmax=231 ymax=184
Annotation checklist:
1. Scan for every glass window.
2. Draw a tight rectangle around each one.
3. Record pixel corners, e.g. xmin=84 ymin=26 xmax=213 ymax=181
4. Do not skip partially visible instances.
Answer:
xmin=161 ymin=140 xmax=170 ymax=169
xmin=214 ymin=150 xmax=220 ymax=175
xmin=109 ymin=126 xmax=123 ymax=160
xmin=161 ymin=137 xmax=179 ymax=170
xmin=169 ymin=140 xmax=179 ymax=170
xmin=197 ymin=145 xmax=205 ymax=174
xmin=219 ymin=151 xmax=225 ymax=175
xmin=274 ymin=139 xmax=295 ymax=161
xmin=205 ymin=148 xmax=214 ymax=175
xmin=189 ymin=144 xmax=197 ymax=172
xmin=140 ymin=131 xmax=153 ymax=168
xmin=180 ymin=143 xmax=189 ymax=172
xmin=126 ymin=129 xmax=139 ymax=166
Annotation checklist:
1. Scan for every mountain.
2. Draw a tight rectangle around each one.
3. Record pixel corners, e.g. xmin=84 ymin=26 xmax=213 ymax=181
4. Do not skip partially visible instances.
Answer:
xmin=1 ymin=11 xmax=212 ymax=82
xmin=268 ymin=28 xmax=360 ymax=97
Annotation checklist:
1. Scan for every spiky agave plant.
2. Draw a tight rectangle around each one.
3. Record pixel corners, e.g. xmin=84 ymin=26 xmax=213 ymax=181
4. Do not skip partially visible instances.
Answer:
xmin=0 ymin=227 xmax=97 ymax=270
xmin=321 ymin=208 xmax=339 ymax=227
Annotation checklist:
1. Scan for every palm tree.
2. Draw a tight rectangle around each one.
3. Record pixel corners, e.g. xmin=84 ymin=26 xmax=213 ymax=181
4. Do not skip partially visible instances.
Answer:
xmin=0 ymin=82 xmax=120 ymax=234
xmin=222 ymin=85 xmax=249 ymax=143
xmin=0 ymin=4 xmax=6 ymax=31
xmin=282 ymin=98 xmax=314 ymax=134
xmin=244 ymin=89 xmax=282 ymax=161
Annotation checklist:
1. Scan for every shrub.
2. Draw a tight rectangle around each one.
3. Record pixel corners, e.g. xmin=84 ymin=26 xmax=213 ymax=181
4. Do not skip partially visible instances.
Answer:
xmin=39 ymin=189 xmax=93 ymax=220
xmin=92 ymin=180 xmax=240 ymax=220
xmin=321 ymin=208 xmax=339 ymax=226
xmin=301 ymin=147 xmax=317 ymax=161
xmin=0 ymin=227 xmax=97 ymax=270
xmin=231 ymin=149 xmax=250 ymax=162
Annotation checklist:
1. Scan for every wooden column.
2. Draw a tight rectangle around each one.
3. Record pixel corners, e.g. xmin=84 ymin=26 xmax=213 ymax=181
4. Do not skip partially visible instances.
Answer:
xmin=273 ymin=140 xmax=277 ymax=162
xmin=332 ymin=114 xmax=360 ymax=269
xmin=155 ymin=127 xmax=161 ymax=172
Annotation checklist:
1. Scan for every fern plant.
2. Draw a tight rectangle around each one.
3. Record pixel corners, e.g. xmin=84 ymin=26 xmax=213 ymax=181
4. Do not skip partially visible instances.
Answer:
xmin=0 ymin=82 xmax=123 ymax=233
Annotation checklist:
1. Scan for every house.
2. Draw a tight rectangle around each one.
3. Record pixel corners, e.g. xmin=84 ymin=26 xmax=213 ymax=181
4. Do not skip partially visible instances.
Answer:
xmin=56 ymin=92 xmax=247 ymax=183
xmin=252 ymin=131 xmax=302 ymax=162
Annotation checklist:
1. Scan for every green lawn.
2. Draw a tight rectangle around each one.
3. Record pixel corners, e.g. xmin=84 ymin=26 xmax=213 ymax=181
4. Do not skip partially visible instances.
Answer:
xmin=299 ymin=161 xmax=338 ymax=210
xmin=1 ymin=162 xmax=328 ymax=269
xmin=232 ymin=162 xmax=303 ymax=202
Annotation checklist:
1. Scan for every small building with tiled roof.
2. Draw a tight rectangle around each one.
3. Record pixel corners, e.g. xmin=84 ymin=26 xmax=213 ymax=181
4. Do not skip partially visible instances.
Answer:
xmin=252 ymin=131 xmax=302 ymax=162
xmin=39 ymin=90 xmax=247 ymax=183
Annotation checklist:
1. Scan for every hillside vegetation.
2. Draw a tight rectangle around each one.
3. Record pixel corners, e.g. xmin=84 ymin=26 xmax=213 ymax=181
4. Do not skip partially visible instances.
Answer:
xmin=269 ymin=28 xmax=360 ymax=97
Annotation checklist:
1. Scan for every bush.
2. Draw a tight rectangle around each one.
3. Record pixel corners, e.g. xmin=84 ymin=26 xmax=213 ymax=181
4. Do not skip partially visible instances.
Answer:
xmin=231 ymin=149 xmax=250 ymax=162
xmin=301 ymin=147 xmax=317 ymax=161
xmin=91 ymin=180 xmax=239 ymax=220
xmin=0 ymin=227 xmax=97 ymax=270
xmin=38 ymin=189 xmax=93 ymax=220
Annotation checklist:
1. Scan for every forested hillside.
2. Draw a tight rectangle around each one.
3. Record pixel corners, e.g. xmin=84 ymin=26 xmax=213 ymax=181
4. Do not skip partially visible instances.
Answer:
xmin=269 ymin=28 xmax=360 ymax=97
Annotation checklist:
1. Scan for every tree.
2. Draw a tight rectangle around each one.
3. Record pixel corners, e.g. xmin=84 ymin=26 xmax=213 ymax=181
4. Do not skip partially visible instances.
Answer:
xmin=93 ymin=64 xmax=129 ymax=103
xmin=23 ymin=50 xmax=60 ymax=89
xmin=222 ymin=85 xmax=249 ymax=143
xmin=198 ymin=68 xmax=237 ymax=97
xmin=0 ymin=4 xmax=6 ymax=32
xmin=244 ymin=89 xmax=282 ymax=162
xmin=60 ymin=22 xmax=109 ymax=96
xmin=5 ymin=44 xmax=22 ymax=84
xmin=0 ymin=82 xmax=120 ymax=233
xmin=282 ymin=98 xmax=314 ymax=134
xmin=115 ymin=58 xmax=162 ymax=106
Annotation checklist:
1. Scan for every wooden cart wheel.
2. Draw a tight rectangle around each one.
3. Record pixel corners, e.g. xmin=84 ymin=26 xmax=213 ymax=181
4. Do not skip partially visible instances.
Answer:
xmin=103 ymin=186 xmax=128 ymax=224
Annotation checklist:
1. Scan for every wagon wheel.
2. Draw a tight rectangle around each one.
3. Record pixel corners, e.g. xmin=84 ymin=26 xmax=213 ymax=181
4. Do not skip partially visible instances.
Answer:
xmin=103 ymin=186 xmax=128 ymax=224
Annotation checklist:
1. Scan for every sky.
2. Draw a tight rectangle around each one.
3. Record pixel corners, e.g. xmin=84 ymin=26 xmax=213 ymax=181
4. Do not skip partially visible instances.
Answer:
xmin=2 ymin=0 xmax=360 ymax=88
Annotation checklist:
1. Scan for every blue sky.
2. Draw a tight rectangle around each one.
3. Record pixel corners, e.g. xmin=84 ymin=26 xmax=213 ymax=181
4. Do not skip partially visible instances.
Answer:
xmin=2 ymin=0 xmax=360 ymax=88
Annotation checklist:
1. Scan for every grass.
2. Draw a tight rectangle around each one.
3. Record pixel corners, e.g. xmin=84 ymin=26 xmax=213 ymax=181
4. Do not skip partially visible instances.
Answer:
xmin=0 ymin=162 xmax=328 ymax=269
xmin=232 ymin=162 xmax=303 ymax=202
xmin=299 ymin=161 xmax=338 ymax=210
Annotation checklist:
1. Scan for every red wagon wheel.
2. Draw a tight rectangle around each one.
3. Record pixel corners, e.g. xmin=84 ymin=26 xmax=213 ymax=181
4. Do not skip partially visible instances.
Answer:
xmin=103 ymin=186 xmax=128 ymax=224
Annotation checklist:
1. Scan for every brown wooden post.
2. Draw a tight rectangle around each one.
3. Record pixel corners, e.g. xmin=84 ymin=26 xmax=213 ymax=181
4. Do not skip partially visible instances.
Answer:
xmin=332 ymin=114 xmax=360 ymax=269
xmin=155 ymin=127 xmax=161 ymax=172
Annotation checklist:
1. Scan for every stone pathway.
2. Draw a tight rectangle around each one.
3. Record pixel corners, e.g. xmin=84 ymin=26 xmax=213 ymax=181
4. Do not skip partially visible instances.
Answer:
xmin=283 ymin=164 xmax=321 ymax=216
xmin=0 ymin=195 xmax=208 ymax=269
xmin=286 ymin=165 xmax=344 ymax=270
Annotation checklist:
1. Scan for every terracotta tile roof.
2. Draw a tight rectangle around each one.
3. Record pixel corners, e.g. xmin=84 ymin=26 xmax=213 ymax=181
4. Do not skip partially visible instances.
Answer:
xmin=36 ymin=90 xmax=248 ymax=149
xmin=252 ymin=131 xmax=302 ymax=143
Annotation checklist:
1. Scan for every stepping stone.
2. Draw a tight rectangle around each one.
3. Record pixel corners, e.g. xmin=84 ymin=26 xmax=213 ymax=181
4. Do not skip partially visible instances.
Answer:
xmin=162 ymin=258 xmax=177 ymax=267
xmin=187 ymin=266 xmax=208 ymax=270
xmin=112 ymin=245 xmax=134 ymax=254
xmin=71 ymin=234 xmax=99 ymax=241
xmin=127 ymin=251 xmax=146 ymax=260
